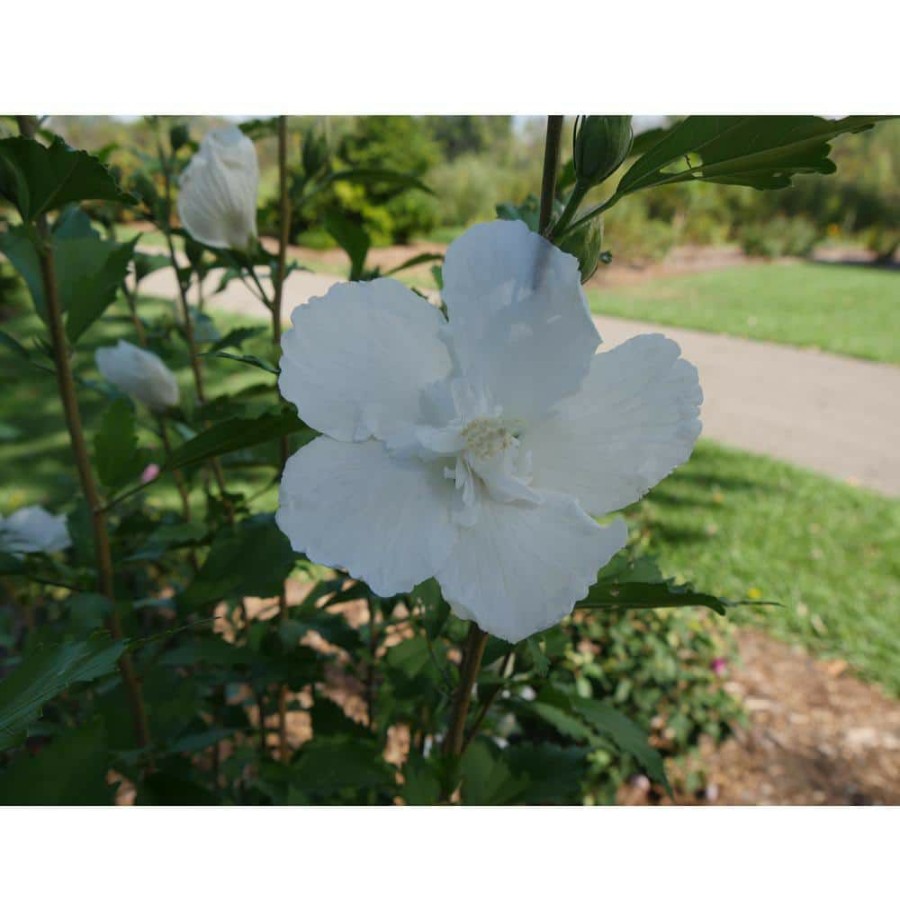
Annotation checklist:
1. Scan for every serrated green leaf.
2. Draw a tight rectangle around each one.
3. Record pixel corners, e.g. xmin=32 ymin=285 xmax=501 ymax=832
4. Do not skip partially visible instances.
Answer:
xmin=94 ymin=397 xmax=147 ymax=491
xmin=615 ymin=115 xmax=893 ymax=198
xmin=0 ymin=135 xmax=133 ymax=222
xmin=569 ymin=695 xmax=671 ymax=794
xmin=577 ymin=578 xmax=728 ymax=615
xmin=0 ymin=719 xmax=112 ymax=804
xmin=162 ymin=409 xmax=314 ymax=472
xmin=0 ymin=634 xmax=126 ymax=751
xmin=208 ymin=326 xmax=267 ymax=353
xmin=291 ymin=736 xmax=396 ymax=797
xmin=179 ymin=515 xmax=296 ymax=609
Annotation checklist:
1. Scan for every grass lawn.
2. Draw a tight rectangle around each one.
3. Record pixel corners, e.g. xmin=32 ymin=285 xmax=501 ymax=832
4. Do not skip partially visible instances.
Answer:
xmin=631 ymin=441 xmax=900 ymax=696
xmin=587 ymin=262 xmax=900 ymax=365
xmin=3 ymin=290 xmax=899 ymax=696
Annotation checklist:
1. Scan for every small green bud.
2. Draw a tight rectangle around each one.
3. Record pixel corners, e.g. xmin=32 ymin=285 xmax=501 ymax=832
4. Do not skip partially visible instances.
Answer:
xmin=558 ymin=217 xmax=604 ymax=282
xmin=573 ymin=116 xmax=633 ymax=188
xmin=169 ymin=124 xmax=190 ymax=154
xmin=130 ymin=172 xmax=158 ymax=207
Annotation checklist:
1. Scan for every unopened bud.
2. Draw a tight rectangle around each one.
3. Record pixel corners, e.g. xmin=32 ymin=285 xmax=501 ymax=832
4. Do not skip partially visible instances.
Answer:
xmin=573 ymin=116 xmax=633 ymax=188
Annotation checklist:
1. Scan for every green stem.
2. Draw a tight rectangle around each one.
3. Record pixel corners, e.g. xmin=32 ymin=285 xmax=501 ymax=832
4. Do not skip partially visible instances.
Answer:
xmin=442 ymin=623 xmax=489 ymax=765
xmin=548 ymin=181 xmax=589 ymax=241
xmin=18 ymin=120 xmax=150 ymax=750
xmin=538 ymin=116 xmax=565 ymax=235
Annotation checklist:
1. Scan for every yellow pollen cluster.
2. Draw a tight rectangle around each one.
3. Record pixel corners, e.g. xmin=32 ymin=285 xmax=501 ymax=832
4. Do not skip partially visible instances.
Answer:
xmin=460 ymin=418 xmax=513 ymax=460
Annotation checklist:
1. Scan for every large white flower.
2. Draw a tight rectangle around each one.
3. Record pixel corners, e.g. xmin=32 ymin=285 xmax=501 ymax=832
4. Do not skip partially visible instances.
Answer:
xmin=177 ymin=125 xmax=259 ymax=252
xmin=0 ymin=506 xmax=71 ymax=556
xmin=95 ymin=340 xmax=180 ymax=411
xmin=276 ymin=220 xmax=702 ymax=643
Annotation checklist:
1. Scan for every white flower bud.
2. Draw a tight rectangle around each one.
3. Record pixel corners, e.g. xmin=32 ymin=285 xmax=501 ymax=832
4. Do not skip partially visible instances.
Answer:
xmin=0 ymin=506 xmax=71 ymax=556
xmin=95 ymin=340 xmax=180 ymax=411
xmin=177 ymin=125 xmax=260 ymax=252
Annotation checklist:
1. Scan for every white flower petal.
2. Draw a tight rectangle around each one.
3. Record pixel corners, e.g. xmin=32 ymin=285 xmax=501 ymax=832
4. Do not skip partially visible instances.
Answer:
xmin=276 ymin=437 xmax=458 ymax=597
xmin=95 ymin=340 xmax=180 ymax=411
xmin=441 ymin=220 xmax=599 ymax=419
xmin=0 ymin=506 xmax=71 ymax=556
xmin=435 ymin=493 xmax=628 ymax=643
xmin=177 ymin=126 xmax=259 ymax=251
xmin=279 ymin=278 xmax=453 ymax=442
xmin=522 ymin=334 xmax=702 ymax=516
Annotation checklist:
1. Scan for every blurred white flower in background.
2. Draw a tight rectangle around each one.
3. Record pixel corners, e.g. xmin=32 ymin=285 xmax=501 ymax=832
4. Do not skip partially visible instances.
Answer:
xmin=177 ymin=125 xmax=260 ymax=252
xmin=95 ymin=340 xmax=180 ymax=411
xmin=0 ymin=506 xmax=71 ymax=556
xmin=276 ymin=220 xmax=702 ymax=643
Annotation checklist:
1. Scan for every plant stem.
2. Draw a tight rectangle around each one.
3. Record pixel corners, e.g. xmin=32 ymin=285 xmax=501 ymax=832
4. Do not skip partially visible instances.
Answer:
xmin=460 ymin=649 xmax=514 ymax=755
xmin=538 ymin=116 xmax=565 ymax=236
xmin=443 ymin=622 xmax=489 ymax=762
xmin=273 ymin=115 xmax=294 ymax=763
xmin=24 ymin=183 xmax=150 ymax=749
xmin=548 ymin=181 xmax=589 ymax=242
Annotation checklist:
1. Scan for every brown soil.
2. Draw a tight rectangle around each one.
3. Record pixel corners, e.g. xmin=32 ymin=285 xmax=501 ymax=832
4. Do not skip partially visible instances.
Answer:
xmin=622 ymin=629 xmax=900 ymax=806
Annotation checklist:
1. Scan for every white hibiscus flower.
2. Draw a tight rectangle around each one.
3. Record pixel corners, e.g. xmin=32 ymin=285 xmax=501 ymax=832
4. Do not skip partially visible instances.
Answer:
xmin=0 ymin=506 xmax=71 ymax=557
xmin=95 ymin=340 xmax=180 ymax=411
xmin=276 ymin=220 xmax=702 ymax=643
xmin=177 ymin=125 xmax=259 ymax=252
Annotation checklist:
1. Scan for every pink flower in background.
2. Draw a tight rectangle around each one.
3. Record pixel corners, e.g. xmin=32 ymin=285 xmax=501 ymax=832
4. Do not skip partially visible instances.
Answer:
xmin=711 ymin=657 xmax=728 ymax=676
xmin=141 ymin=464 xmax=161 ymax=484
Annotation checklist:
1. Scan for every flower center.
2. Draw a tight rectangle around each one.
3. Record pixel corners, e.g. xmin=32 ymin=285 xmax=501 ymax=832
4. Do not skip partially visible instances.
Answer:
xmin=460 ymin=417 xmax=514 ymax=460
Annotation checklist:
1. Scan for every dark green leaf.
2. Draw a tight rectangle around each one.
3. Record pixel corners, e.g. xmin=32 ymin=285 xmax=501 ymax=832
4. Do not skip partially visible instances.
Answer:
xmin=382 ymin=252 xmax=443 ymax=277
xmin=179 ymin=515 xmax=297 ymax=609
xmin=203 ymin=351 xmax=278 ymax=374
xmin=208 ymin=326 xmax=267 ymax=353
xmin=0 ymin=135 xmax=133 ymax=222
xmin=616 ymin=115 xmax=893 ymax=198
xmin=506 ymin=743 xmax=589 ymax=804
xmin=577 ymin=578 xmax=729 ymax=615
xmin=0 ymin=634 xmax=126 ymax=751
xmin=569 ymin=695 xmax=671 ymax=793
xmin=0 ymin=224 xmax=135 ymax=339
xmin=162 ymin=409 xmax=314 ymax=472
xmin=459 ymin=738 xmax=527 ymax=805
xmin=325 ymin=213 xmax=370 ymax=281
xmin=401 ymin=755 xmax=442 ymax=806
xmin=94 ymin=397 xmax=147 ymax=491
xmin=0 ymin=720 xmax=112 ymax=804
xmin=291 ymin=736 xmax=396 ymax=796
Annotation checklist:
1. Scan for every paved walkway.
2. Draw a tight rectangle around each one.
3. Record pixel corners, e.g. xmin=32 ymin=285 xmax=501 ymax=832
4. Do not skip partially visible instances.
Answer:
xmin=142 ymin=267 xmax=900 ymax=497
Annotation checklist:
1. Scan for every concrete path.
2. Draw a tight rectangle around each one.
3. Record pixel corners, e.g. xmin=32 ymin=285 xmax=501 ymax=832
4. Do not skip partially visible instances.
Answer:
xmin=142 ymin=267 xmax=900 ymax=497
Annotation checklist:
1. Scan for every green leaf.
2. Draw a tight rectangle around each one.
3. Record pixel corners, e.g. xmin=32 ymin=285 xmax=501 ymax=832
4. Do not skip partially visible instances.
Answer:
xmin=0 ymin=634 xmax=126 ymax=751
xmin=208 ymin=326 xmax=267 ymax=353
xmin=382 ymin=251 xmax=443 ymax=277
xmin=401 ymin=755 xmax=442 ymax=806
xmin=0 ymin=720 xmax=112 ymax=804
xmin=94 ymin=397 xmax=147 ymax=491
xmin=291 ymin=736 xmax=396 ymax=797
xmin=179 ymin=515 xmax=297 ymax=609
xmin=506 ymin=743 xmax=589 ymax=804
xmin=569 ymin=695 xmax=671 ymax=794
xmin=615 ymin=115 xmax=893 ymax=199
xmin=459 ymin=738 xmax=528 ymax=805
xmin=577 ymin=578 xmax=729 ymax=615
xmin=162 ymin=409 xmax=314 ymax=472
xmin=0 ymin=135 xmax=133 ymax=222
xmin=325 ymin=213 xmax=371 ymax=281
xmin=0 ymin=224 xmax=135 ymax=340
xmin=203 ymin=351 xmax=278 ymax=374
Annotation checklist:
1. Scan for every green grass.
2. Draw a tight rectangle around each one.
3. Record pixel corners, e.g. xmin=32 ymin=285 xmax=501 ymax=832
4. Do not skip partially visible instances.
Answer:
xmin=3 ymin=290 xmax=899 ymax=696
xmin=631 ymin=441 xmax=900 ymax=696
xmin=587 ymin=262 xmax=900 ymax=365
